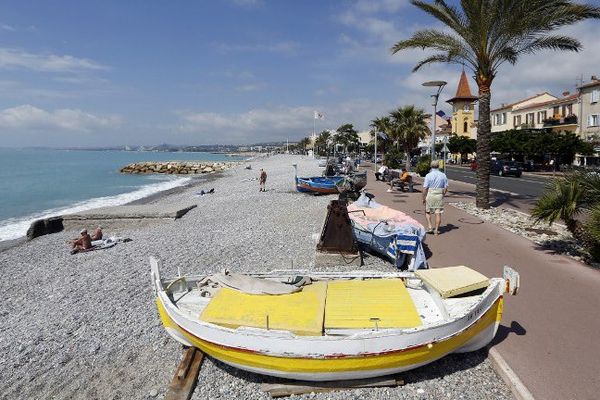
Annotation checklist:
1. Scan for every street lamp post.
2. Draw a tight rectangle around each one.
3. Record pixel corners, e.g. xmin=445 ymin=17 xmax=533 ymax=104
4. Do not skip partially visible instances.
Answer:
xmin=422 ymin=80 xmax=447 ymax=160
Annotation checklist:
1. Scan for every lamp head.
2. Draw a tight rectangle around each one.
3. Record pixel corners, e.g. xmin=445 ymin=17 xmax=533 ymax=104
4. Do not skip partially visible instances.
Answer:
xmin=422 ymin=80 xmax=447 ymax=87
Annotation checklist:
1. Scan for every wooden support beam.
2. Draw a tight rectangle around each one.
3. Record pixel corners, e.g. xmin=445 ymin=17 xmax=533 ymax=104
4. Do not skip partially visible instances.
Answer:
xmin=261 ymin=376 xmax=405 ymax=398
xmin=165 ymin=347 xmax=205 ymax=400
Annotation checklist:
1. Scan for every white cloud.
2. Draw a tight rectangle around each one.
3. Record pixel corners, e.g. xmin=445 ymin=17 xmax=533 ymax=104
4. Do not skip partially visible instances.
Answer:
xmin=1 ymin=24 xmax=15 ymax=31
xmin=0 ymin=48 xmax=107 ymax=72
xmin=0 ymin=105 xmax=121 ymax=132
xmin=175 ymin=99 xmax=396 ymax=144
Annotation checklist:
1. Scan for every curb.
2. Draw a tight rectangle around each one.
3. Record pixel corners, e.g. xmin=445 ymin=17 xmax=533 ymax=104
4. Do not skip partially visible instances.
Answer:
xmin=488 ymin=347 xmax=535 ymax=400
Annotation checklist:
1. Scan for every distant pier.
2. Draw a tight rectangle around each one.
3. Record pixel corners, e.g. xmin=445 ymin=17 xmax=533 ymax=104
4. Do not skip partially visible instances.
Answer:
xmin=120 ymin=161 xmax=238 ymax=175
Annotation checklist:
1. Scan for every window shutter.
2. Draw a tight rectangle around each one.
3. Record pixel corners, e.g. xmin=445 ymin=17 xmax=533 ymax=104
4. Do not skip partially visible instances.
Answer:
xmin=589 ymin=115 xmax=595 ymax=127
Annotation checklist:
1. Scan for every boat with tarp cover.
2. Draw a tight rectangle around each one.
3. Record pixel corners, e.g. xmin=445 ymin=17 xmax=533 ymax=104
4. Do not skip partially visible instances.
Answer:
xmin=152 ymin=257 xmax=519 ymax=381
xmin=349 ymin=193 xmax=427 ymax=270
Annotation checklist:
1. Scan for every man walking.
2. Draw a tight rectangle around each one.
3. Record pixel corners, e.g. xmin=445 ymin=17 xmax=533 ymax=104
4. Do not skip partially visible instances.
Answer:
xmin=259 ymin=168 xmax=267 ymax=192
xmin=422 ymin=160 xmax=448 ymax=235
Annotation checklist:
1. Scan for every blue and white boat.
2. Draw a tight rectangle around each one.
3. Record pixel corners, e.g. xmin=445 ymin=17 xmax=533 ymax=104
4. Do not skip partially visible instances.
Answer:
xmin=296 ymin=176 xmax=345 ymax=194
xmin=348 ymin=194 xmax=427 ymax=271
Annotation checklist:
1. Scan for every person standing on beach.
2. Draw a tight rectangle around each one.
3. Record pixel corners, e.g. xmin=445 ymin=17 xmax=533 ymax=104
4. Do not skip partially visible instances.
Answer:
xmin=422 ymin=160 xmax=448 ymax=236
xmin=259 ymin=169 xmax=267 ymax=192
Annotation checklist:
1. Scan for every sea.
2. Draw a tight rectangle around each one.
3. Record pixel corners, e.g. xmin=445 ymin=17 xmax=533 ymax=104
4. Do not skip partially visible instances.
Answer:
xmin=0 ymin=148 xmax=244 ymax=242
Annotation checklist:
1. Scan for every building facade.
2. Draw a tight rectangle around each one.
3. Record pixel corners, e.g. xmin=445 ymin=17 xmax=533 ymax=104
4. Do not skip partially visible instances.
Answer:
xmin=578 ymin=76 xmax=600 ymax=142
xmin=490 ymin=92 xmax=558 ymax=133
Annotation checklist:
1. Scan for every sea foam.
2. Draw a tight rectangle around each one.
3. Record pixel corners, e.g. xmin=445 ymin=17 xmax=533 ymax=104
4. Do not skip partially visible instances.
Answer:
xmin=0 ymin=176 xmax=192 ymax=242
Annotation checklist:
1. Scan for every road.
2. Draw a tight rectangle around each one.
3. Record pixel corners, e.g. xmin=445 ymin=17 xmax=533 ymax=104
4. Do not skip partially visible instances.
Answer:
xmin=445 ymin=166 xmax=549 ymax=197
xmin=444 ymin=166 xmax=552 ymax=212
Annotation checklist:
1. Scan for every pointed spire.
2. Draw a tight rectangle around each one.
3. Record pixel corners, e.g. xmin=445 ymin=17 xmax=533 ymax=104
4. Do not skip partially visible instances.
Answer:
xmin=455 ymin=71 xmax=474 ymax=98
xmin=447 ymin=71 xmax=478 ymax=104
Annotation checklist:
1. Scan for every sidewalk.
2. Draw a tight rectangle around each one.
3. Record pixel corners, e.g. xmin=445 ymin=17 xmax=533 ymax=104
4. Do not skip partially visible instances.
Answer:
xmin=362 ymin=169 xmax=600 ymax=400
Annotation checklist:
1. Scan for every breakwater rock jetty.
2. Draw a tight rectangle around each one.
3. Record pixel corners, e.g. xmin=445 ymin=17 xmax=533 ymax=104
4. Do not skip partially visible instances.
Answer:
xmin=120 ymin=161 xmax=238 ymax=175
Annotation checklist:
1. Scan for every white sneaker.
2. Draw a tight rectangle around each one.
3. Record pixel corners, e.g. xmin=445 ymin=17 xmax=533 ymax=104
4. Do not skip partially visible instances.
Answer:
xmin=386 ymin=189 xmax=393 ymax=193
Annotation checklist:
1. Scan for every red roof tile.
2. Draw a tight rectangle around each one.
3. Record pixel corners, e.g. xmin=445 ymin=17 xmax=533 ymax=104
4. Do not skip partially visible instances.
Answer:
xmin=447 ymin=71 xmax=478 ymax=103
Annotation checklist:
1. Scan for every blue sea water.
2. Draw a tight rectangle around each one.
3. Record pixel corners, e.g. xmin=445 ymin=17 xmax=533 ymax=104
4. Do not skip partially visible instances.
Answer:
xmin=0 ymin=149 xmax=242 ymax=241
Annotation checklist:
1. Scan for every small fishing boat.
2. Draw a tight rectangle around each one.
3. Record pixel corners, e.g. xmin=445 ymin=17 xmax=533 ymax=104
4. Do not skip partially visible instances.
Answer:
xmin=296 ymin=176 xmax=344 ymax=194
xmin=348 ymin=194 xmax=427 ymax=270
xmin=294 ymin=164 xmax=367 ymax=194
xmin=152 ymin=257 xmax=520 ymax=381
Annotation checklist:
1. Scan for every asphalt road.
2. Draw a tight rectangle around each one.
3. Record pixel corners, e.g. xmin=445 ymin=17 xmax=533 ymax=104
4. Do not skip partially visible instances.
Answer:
xmin=445 ymin=166 xmax=549 ymax=198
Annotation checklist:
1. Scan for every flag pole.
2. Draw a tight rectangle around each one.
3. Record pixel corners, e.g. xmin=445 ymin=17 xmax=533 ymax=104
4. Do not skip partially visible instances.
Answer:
xmin=374 ymin=131 xmax=378 ymax=173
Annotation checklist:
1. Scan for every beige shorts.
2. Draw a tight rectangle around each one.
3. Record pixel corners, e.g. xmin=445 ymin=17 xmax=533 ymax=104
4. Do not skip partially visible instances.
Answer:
xmin=425 ymin=189 xmax=444 ymax=214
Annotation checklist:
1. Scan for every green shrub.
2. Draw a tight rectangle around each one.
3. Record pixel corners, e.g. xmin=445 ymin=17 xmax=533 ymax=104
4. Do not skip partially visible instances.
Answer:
xmin=416 ymin=155 xmax=431 ymax=177
xmin=383 ymin=149 xmax=404 ymax=169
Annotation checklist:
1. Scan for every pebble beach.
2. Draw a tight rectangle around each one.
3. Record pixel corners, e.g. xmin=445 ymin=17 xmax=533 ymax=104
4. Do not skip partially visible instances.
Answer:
xmin=0 ymin=154 xmax=513 ymax=400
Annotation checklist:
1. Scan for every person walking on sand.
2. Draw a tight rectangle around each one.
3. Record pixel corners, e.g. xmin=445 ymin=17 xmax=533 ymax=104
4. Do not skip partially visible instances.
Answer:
xmin=422 ymin=160 xmax=448 ymax=236
xmin=259 ymin=168 xmax=267 ymax=192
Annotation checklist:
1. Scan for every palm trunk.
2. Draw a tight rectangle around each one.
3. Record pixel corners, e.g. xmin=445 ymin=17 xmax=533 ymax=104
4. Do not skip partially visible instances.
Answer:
xmin=476 ymin=81 xmax=492 ymax=209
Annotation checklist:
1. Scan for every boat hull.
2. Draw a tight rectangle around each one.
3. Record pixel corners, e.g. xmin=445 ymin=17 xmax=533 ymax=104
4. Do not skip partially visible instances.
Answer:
xmin=295 ymin=177 xmax=343 ymax=194
xmin=156 ymin=291 xmax=503 ymax=381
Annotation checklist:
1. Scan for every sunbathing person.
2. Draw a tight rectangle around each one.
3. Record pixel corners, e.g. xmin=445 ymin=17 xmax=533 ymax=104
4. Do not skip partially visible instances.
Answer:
xmin=71 ymin=229 xmax=92 ymax=254
xmin=91 ymin=226 xmax=103 ymax=241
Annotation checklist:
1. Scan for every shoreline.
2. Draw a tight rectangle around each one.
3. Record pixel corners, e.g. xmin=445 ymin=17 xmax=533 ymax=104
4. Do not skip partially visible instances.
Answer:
xmin=0 ymin=167 xmax=234 ymax=252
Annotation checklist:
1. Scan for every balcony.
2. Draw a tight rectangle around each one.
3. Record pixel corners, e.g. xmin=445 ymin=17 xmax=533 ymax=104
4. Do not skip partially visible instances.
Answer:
xmin=543 ymin=115 xmax=578 ymax=127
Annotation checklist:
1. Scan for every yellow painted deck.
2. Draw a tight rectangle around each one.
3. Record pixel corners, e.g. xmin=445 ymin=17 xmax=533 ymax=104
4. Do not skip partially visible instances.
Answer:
xmin=416 ymin=266 xmax=489 ymax=298
xmin=324 ymin=279 xmax=422 ymax=330
xmin=199 ymin=281 xmax=328 ymax=336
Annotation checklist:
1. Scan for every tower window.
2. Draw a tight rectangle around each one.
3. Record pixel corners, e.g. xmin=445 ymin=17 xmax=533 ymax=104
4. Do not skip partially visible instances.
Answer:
xmin=463 ymin=120 xmax=468 ymax=133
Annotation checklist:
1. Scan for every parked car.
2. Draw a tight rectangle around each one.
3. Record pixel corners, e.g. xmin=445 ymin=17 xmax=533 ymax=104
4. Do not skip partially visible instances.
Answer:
xmin=491 ymin=160 xmax=522 ymax=177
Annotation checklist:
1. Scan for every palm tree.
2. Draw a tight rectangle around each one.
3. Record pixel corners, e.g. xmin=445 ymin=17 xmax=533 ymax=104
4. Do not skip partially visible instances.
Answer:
xmin=298 ymin=137 xmax=311 ymax=154
xmin=390 ymin=0 xmax=600 ymax=209
xmin=389 ymin=105 xmax=430 ymax=171
xmin=315 ymin=130 xmax=331 ymax=156
xmin=336 ymin=123 xmax=359 ymax=154
xmin=370 ymin=116 xmax=392 ymax=159
xmin=532 ymin=171 xmax=600 ymax=261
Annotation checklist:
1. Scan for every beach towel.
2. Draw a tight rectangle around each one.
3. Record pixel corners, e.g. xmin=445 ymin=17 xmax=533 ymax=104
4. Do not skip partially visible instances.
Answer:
xmin=71 ymin=236 xmax=130 ymax=254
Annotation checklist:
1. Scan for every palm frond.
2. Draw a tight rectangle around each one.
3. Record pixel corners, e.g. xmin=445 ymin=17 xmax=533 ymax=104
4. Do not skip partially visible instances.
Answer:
xmin=532 ymin=175 xmax=585 ymax=225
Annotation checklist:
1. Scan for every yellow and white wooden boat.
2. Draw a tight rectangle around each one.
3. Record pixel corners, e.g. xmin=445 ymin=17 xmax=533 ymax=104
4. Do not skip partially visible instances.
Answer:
xmin=151 ymin=258 xmax=519 ymax=381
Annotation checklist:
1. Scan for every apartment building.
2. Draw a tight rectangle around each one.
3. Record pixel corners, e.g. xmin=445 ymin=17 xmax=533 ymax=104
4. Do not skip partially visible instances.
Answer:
xmin=578 ymin=76 xmax=600 ymax=141
xmin=490 ymin=92 xmax=558 ymax=133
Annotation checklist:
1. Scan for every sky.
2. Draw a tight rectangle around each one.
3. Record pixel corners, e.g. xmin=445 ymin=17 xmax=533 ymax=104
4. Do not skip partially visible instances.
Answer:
xmin=0 ymin=0 xmax=599 ymax=147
